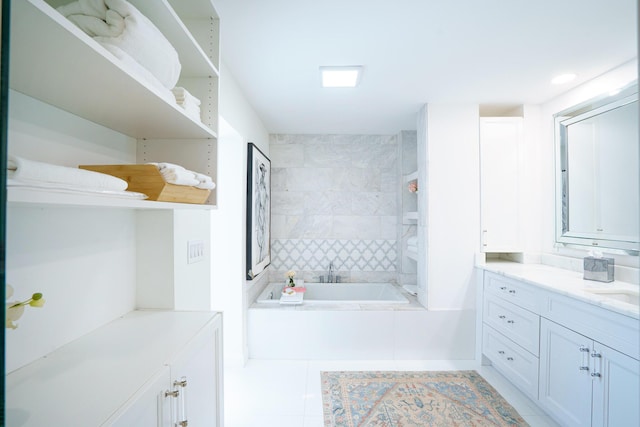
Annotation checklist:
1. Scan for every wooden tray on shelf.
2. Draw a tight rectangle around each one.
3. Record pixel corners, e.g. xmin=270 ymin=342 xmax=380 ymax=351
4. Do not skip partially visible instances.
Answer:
xmin=79 ymin=164 xmax=210 ymax=204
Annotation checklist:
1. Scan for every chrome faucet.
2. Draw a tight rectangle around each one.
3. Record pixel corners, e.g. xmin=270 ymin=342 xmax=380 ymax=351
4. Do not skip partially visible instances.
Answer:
xmin=327 ymin=261 xmax=334 ymax=283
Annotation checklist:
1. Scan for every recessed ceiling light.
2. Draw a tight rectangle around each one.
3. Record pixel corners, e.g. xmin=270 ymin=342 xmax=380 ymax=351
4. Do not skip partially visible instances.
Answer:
xmin=551 ymin=73 xmax=577 ymax=85
xmin=320 ymin=66 xmax=363 ymax=88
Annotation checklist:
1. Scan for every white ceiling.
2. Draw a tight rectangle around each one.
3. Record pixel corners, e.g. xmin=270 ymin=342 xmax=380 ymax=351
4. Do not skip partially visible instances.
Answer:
xmin=214 ymin=0 xmax=637 ymax=135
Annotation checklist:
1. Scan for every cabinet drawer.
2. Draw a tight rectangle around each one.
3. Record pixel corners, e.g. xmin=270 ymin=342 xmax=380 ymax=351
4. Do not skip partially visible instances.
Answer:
xmin=483 ymin=293 xmax=540 ymax=355
xmin=542 ymin=292 xmax=639 ymax=360
xmin=484 ymin=271 xmax=541 ymax=313
xmin=483 ymin=325 xmax=539 ymax=400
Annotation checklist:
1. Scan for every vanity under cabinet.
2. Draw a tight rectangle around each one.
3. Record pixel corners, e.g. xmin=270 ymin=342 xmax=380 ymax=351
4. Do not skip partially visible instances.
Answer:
xmin=478 ymin=263 xmax=640 ymax=427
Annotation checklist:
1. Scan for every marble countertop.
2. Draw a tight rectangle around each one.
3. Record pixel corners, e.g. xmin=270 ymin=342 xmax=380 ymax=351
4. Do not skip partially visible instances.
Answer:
xmin=478 ymin=261 xmax=640 ymax=320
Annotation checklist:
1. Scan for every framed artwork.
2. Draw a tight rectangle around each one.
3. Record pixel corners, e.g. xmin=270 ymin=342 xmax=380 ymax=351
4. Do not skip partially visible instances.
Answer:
xmin=246 ymin=142 xmax=271 ymax=279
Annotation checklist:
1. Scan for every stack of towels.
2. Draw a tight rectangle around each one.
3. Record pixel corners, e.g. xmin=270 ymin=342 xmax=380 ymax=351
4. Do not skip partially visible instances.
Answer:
xmin=56 ymin=0 xmax=189 ymax=109
xmin=7 ymin=155 xmax=146 ymax=199
xmin=150 ymin=162 xmax=216 ymax=190
xmin=407 ymin=236 xmax=418 ymax=253
xmin=171 ymin=87 xmax=202 ymax=123
xmin=280 ymin=287 xmax=306 ymax=305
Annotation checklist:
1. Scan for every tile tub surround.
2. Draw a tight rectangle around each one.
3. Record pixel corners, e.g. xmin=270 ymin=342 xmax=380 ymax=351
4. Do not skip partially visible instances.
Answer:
xmin=271 ymin=238 xmax=397 ymax=272
xmin=270 ymin=134 xmax=399 ymax=281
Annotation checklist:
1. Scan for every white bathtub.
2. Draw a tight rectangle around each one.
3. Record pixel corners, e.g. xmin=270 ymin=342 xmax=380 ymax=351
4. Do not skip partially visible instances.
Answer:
xmin=256 ymin=282 xmax=409 ymax=304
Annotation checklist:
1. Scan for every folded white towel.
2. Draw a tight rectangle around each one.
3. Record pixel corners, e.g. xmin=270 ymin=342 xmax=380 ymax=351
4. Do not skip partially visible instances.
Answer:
xmin=8 ymin=156 xmax=128 ymax=191
xmin=171 ymin=87 xmax=203 ymax=122
xmin=171 ymin=87 xmax=201 ymax=105
xmin=58 ymin=0 xmax=181 ymax=89
xmin=7 ymin=179 xmax=147 ymax=200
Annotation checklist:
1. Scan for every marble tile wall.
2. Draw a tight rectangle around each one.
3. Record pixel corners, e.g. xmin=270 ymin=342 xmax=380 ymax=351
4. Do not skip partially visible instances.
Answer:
xmin=269 ymin=134 xmax=398 ymax=282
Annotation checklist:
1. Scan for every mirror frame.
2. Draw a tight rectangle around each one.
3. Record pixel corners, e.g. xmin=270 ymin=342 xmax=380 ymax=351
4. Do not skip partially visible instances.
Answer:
xmin=554 ymin=82 xmax=639 ymax=255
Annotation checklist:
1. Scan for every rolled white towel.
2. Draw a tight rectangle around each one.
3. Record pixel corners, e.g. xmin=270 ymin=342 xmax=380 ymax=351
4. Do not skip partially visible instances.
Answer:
xmin=152 ymin=162 xmax=186 ymax=172
xmin=58 ymin=0 xmax=181 ymax=89
xmin=7 ymin=156 xmax=128 ymax=191
xmin=194 ymin=172 xmax=216 ymax=190
xmin=161 ymin=169 xmax=199 ymax=187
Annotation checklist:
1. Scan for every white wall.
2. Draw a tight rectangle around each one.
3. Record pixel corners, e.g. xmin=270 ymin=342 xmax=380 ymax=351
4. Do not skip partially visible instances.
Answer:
xmin=424 ymin=104 xmax=480 ymax=310
xmin=6 ymin=92 xmax=138 ymax=372
xmin=218 ymin=62 xmax=269 ymax=154
xmin=212 ymin=61 xmax=269 ymax=365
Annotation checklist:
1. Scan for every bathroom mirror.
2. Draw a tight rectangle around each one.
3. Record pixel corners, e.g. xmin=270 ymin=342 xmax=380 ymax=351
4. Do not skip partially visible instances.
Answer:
xmin=555 ymin=82 xmax=639 ymax=254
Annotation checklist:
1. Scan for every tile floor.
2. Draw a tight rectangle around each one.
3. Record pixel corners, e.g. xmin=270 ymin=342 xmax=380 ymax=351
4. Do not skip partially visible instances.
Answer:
xmin=224 ymin=359 xmax=561 ymax=427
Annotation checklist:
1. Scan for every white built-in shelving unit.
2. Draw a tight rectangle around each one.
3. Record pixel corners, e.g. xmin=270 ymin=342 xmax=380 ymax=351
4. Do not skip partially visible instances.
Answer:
xmin=398 ymin=131 xmax=419 ymax=295
xmin=6 ymin=0 xmax=224 ymax=425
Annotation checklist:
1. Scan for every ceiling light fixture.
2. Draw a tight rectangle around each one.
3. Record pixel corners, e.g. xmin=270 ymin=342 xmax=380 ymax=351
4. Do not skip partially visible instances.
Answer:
xmin=320 ymin=66 xmax=363 ymax=88
xmin=551 ymin=73 xmax=577 ymax=85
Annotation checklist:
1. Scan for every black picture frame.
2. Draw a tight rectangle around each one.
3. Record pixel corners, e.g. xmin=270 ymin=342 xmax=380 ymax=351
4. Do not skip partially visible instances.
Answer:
xmin=246 ymin=143 xmax=271 ymax=280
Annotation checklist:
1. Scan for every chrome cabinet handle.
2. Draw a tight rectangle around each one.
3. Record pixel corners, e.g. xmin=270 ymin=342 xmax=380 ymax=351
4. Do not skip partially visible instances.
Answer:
xmin=498 ymin=315 xmax=506 ymax=319
xmin=579 ymin=366 xmax=589 ymax=371
xmin=498 ymin=350 xmax=505 ymax=354
xmin=507 ymin=357 xmax=514 ymax=361
xmin=579 ymin=346 xmax=590 ymax=352
xmin=507 ymin=320 xmax=515 ymax=324
xmin=591 ymin=372 xmax=601 ymax=378
xmin=165 ymin=390 xmax=179 ymax=398
xmin=591 ymin=352 xmax=602 ymax=358
xmin=508 ymin=289 xmax=516 ymax=294
xmin=500 ymin=286 xmax=507 ymax=290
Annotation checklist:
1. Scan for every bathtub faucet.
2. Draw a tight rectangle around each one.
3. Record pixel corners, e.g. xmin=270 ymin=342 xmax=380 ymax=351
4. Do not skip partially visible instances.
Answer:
xmin=327 ymin=261 xmax=334 ymax=283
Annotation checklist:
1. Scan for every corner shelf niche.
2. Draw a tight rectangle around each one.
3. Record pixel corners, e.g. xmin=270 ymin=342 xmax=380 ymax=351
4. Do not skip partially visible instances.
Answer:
xmin=402 ymin=170 xmax=418 ymax=225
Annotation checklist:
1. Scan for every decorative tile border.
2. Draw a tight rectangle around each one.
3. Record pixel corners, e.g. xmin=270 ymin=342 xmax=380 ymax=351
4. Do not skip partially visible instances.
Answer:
xmin=271 ymin=239 xmax=397 ymax=272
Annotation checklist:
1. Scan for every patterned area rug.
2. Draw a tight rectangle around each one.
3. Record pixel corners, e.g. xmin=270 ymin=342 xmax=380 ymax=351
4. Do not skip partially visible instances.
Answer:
xmin=321 ymin=370 xmax=528 ymax=427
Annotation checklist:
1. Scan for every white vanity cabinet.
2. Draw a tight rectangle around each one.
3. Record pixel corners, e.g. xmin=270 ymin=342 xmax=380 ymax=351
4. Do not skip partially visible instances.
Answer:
xmin=480 ymin=268 xmax=640 ymax=427
xmin=479 ymin=117 xmax=523 ymax=252
xmin=539 ymin=318 xmax=639 ymax=427
xmin=481 ymin=273 xmax=541 ymax=399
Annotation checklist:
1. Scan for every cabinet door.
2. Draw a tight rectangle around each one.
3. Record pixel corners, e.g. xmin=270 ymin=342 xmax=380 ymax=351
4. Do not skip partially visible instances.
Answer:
xmin=480 ymin=117 xmax=522 ymax=252
xmin=108 ymin=366 xmax=172 ymax=427
xmin=170 ymin=318 xmax=223 ymax=426
xmin=591 ymin=342 xmax=640 ymax=427
xmin=539 ymin=319 xmax=593 ymax=427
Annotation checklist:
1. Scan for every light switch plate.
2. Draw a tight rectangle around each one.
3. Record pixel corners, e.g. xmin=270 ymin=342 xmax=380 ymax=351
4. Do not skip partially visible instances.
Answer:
xmin=187 ymin=240 xmax=205 ymax=264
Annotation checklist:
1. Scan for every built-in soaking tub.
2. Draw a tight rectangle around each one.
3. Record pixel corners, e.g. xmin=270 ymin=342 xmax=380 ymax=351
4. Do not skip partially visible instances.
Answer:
xmin=256 ymin=282 xmax=410 ymax=305
xmin=248 ymin=281 xmax=476 ymax=360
